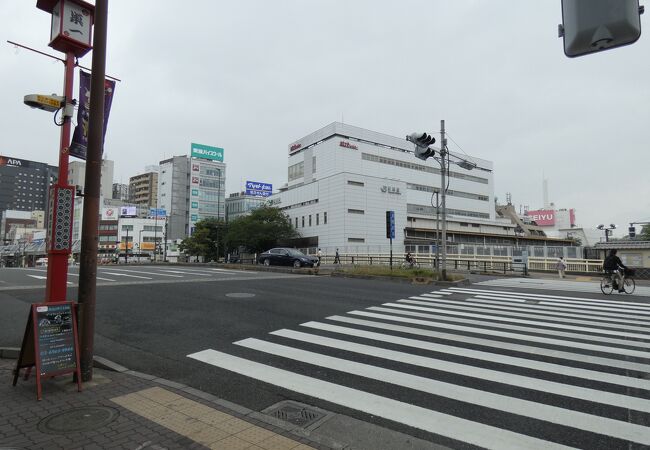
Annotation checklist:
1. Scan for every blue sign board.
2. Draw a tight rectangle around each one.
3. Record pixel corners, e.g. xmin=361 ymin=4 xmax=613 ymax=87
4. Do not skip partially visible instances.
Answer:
xmin=148 ymin=208 xmax=167 ymax=218
xmin=245 ymin=180 xmax=273 ymax=197
xmin=386 ymin=211 xmax=395 ymax=240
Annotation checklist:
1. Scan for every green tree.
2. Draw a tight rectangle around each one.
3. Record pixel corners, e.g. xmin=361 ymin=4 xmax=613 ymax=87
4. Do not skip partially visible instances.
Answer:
xmin=225 ymin=205 xmax=299 ymax=253
xmin=641 ymin=225 xmax=650 ymax=240
xmin=178 ymin=218 xmax=227 ymax=261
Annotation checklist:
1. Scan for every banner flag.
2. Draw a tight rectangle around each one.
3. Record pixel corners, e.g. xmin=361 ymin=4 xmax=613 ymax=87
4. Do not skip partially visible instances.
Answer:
xmin=70 ymin=70 xmax=116 ymax=160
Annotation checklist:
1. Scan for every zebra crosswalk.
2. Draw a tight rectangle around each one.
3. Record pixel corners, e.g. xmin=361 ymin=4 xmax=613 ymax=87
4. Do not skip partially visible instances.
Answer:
xmin=476 ymin=276 xmax=650 ymax=296
xmin=187 ymin=286 xmax=650 ymax=449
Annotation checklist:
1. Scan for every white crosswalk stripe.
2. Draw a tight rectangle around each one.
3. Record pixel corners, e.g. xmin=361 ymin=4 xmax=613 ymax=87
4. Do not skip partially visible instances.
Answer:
xmin=187 ymin=285 xmax=650 ymax=449
xmin=475 ymin=277 xmax=650 ymax=296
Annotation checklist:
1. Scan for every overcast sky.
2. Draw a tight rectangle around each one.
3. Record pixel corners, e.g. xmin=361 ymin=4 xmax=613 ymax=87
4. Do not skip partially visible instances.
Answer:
xmin=2 ymin=1 xmax=649 ymax=237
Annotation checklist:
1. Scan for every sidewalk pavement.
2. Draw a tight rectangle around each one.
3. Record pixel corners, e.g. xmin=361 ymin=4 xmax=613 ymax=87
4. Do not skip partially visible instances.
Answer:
xmin=0 ymin=353 xmax=322 ymax=450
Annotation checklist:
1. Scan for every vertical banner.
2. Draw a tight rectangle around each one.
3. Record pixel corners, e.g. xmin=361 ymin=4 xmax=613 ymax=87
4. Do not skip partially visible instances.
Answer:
xmin=69 ymin=70 xmax=116 ymax=160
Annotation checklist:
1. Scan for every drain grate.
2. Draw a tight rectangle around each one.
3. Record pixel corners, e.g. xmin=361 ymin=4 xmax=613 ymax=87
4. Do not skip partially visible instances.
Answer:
xmin=267 ymin=402 xmax=325 ymax=428
xmin=38 ymin=406 xmax=119 ymax=434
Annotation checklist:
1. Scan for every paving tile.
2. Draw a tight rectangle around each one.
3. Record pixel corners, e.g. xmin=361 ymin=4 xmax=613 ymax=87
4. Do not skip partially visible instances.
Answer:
xmin=235 ymin=425 xmax=279 ymax=445
xmin=208 ymin=435 xmax=254 ymax=450
xmin=213 ymin=417 xmax=254 ymax=435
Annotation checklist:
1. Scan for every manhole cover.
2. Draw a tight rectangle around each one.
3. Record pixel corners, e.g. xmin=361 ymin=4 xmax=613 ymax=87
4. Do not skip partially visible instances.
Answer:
xmin=267 ymin=403 xmax=324 ymax=428
xmin=38 ymin=406 xmax=119 ymax=434
xmin=225 ymin=293 xmax=256 ymax=298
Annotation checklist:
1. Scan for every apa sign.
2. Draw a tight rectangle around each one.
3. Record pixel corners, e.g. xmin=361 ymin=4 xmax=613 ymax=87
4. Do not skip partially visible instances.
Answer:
xmin=246 ymin=181 xmax=272 ymax=197
xmin=526 ymin=209 xmax=555 ymax=226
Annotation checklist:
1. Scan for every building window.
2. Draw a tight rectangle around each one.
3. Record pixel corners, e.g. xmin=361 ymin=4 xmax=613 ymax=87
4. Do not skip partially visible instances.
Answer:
xmin=348 ymin=238 xmax=365 ymax=243
xmin=348 ymin=209 xmax=364 ymax=214
xmin=316 ymin=213 xmax=319 ymax=225
xmin=121 ymin=225 xmax=133 ymax=231
xmin=312 ymin=156 xmax=316 ymax=174
xmin=288 ymin=161 xmax=305 ymax=182
xmin=302 ymin=216 xmax=305 ymax=227
xmin=324 ymin=212 xmax=327 ymax=224
xmin=295 ymin=217 xmax=298 ymax=228
xmin=309 ymin=215 xmax=312 ymax=226
xmin=347 ymin=180 xmax=364 ymax=187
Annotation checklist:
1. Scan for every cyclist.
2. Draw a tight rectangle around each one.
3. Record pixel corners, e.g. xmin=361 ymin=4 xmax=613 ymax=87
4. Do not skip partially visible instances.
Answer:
xmin=405 ymin=252 xmax=416 ymax=268
xmin=603 ymin=249 xmax=628 ymax=293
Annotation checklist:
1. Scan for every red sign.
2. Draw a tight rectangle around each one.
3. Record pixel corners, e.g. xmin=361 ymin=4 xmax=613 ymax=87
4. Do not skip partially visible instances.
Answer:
xmin=340 ymin=141 xmax=358 ymax=150
xmin=289 ymin=143 xmax=302 ymax=154
xmin=526 ymin=209 xmax=555 ymax=226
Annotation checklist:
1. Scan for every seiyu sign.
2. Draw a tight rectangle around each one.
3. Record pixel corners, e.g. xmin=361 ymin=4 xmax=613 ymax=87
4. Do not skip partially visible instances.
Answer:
xmin=245 ymin=181 xmax=272 ymax=197
xmin=526 ymin=209 xmax=555 ymax=226
xmin=191 ymin=142 xmax=224 ymax=161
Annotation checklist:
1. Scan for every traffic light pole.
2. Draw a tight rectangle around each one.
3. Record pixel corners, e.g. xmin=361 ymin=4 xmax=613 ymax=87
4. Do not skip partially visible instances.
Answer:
xmin=440 ymin=120 xmax=448 ymax=281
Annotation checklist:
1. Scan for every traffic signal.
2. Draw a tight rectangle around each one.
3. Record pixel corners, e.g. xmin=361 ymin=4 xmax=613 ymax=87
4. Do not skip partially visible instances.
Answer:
xmin=629 ymin=226 xmax=636 ymax=238
xmin=407 ymin=132 xmax=436 ymax=161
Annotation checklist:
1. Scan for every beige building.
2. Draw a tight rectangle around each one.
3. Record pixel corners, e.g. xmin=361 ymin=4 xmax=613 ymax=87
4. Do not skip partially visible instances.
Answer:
xmin=68 ymin=159 xmax=114 ymax=200
xmin=129 ymin=172 xmax=158 ymax=208
xmin=594 ymin=241 xmax=650 ymax=269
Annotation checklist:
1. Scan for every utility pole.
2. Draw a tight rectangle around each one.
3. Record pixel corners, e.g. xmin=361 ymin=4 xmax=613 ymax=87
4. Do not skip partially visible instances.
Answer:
xmin=440 ymin=120 xmax=448 ymax=281
xmin=435 ymin=191 xmax=440 ymax=275
xmin=77 ymin=0 xmax=108 ymax=382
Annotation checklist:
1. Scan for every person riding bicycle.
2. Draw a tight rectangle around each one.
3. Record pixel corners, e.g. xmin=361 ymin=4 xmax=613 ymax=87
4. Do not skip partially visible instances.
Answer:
xmin=603 ymin=249 xmax=628 ymax=293
xmin=405 ymin=252 xmax=416 ymax=268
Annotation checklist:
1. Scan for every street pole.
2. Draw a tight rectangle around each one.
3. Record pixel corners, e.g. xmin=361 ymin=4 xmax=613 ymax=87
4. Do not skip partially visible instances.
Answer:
xmin=77 ymin=0 xmax=108 ymax=382
xmin=125 ymin=227 xmax=129 ymax=264
xmin=435 ymin=190 xmax=440 ymax=277
xmin=154 ymin=212 xmax=158 ymax=262
xmin=44 ymin=50 xmax=75 ymax=303
xmin=163 ymin=216 xmax=168 ymax=262
xmin=440 ymin=120 xmax=448 ymax=281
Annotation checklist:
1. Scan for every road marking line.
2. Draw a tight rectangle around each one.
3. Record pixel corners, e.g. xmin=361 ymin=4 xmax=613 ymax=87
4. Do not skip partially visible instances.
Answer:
xmin=399 ymin=298 xmax=650 ymax=332
xmin=446 ymin=289 xmax=650 ymax=314
xmin=270 ymin=328 xmax=650 ymax=412
xmin=324 ymin=315 xmax=650 ymax=372
xmin=447 ymin=287 xmax=650 ymax=309
xmin=350 ymin=310 xmax=650 ymax=358
xmin=67 ymin=272 xmax=116 ymax=282
xmin=382 ymin=302 xmax=650 ymax=341
xmin=101 ymin=272 xmax=153 ymax=280
xmin=470 ymin=296 xmax=650 ymax=323
xmin=160 ymin=270 xmax=211 ymax=276
xmin=188 ymin=349 xmax=574 ymax=450
xmin=99 ymin=268 xmax=183 ymax=278
xmin=234 ymin=339 xmax=650 ymax=446
xmin=26 ymin=274 xmax=46 ymax=280
xmin=299 ymin=321 xmax=650 ymax=390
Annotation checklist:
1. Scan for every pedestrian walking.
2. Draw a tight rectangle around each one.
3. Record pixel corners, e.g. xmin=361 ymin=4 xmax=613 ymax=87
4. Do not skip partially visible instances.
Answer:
xmin=556 ymin=256 xmax=567 ymax=279
xmin=317 ymin=248 xmax=322 ymax=267
xmin=334 ymin=248 xmax=341 ymax=264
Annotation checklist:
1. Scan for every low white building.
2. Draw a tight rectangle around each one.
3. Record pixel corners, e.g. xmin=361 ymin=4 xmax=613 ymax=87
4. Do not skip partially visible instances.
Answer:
xmin=270 ymin=122 xmax=522 ymax=255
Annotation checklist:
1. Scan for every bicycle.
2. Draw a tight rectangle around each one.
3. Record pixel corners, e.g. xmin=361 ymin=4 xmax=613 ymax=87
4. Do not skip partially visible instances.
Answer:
xmin=600 ymin=269 xmax=635 ymax=295
xmin=400 ymin=260 xmax=421 ymax=270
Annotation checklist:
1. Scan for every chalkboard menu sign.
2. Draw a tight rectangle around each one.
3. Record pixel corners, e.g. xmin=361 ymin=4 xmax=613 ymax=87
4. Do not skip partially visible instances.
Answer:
xmin=13 ymin=301 xmax=81 ymax=400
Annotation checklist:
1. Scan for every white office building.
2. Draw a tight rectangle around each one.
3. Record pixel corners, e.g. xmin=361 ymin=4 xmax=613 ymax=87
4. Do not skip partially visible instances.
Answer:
xmin=270 ymin=122 xmax=514 ymax=254
xmin=158 ymin=144 xmax=226 ymax=240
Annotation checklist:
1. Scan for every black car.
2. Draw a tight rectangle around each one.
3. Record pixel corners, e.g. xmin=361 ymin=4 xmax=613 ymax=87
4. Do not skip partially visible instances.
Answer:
xmin=258 ymin=248 xmax=319 ymax=268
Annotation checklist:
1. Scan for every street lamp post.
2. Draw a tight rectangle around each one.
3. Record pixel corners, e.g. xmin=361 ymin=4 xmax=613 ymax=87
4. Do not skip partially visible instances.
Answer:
xmin=597 ymin=224 xmax=617 ymax=242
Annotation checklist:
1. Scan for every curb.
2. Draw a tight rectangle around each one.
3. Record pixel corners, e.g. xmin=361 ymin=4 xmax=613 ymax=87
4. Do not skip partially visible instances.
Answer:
xmin=330 ymin=271 xmax=469 ymax=286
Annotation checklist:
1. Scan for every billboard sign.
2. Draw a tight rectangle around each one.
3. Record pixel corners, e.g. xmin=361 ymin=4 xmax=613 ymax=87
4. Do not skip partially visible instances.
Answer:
xmin=0 ymin=156 xmax=28 ymax=168
xmin=119 ymin=206 xmax=137 ymax=217
xmin=102 ymin=207 xmax=118 ymax=220
xmin=148 ymin=208 xmax=167 ymax=219
xmin=245 ymin=181 xmax=272 ymax=197
xmin=526 ymin=209 xmax=555 ymax=226
xmin=191 ymin=143 xmax=224 ymax=161
xmin=386 ymin=211 xmax=395 ymax=239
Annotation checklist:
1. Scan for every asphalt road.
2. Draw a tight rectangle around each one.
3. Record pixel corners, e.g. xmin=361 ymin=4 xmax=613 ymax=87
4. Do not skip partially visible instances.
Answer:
xmin=2 ymin=266 xmax=650 ymax=449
